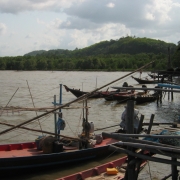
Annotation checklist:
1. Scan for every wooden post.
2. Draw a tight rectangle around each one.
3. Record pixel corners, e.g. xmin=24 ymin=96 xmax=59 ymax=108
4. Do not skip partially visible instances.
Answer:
xmin=171 ymin=76 xmax=174 ymax=101
xmin=126 ymin=100 xmax=134 ymax=134
xmin=171 ymin=157 xmax=178 ymax=180
xmin=125 ymin=100 xmax=136 ymax=180
xmin=171 ymin=88 xmax=174 ymax=101
xmin=85 ymin=100 xmax=88 ymax=122
xmin=147 ymin=114 xmax=155 ymax=134
xmin=137 ymin=114 xmax=144 ymax=134
xmin=83 ymin=100 xmax=85 ymax=120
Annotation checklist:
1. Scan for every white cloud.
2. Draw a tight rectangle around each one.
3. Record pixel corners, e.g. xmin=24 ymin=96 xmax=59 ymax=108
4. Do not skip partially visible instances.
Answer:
xmin=0 ymin=0 xmax=80 ymax=14
xmin=145 ymin=13 xmax=155 ymax=21
xmin=0 ymin=23 xmax=7 ymax=35
xmin=68 ymin=23 xmax=130 ymax=49
xmin=0 ymin=0 xmax=180 ymax=56
xmin=145 ymin=0 xmax=172 ymax=24
xmin=106 ymin=3 xmax=115 ymax=8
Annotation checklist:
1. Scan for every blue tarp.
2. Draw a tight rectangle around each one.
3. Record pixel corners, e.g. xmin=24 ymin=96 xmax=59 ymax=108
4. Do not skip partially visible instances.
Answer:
xmin=158 ymin=83 xmax=180 ymax=89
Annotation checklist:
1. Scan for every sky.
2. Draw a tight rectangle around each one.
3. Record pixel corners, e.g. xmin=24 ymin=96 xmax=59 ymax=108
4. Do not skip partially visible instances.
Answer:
xmin=0 ymin=0 xmax=180 ymax=57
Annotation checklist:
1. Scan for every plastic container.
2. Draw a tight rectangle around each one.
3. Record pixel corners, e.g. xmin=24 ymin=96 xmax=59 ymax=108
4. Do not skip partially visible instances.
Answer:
xmin=106 ymin=168 xmax=118 ymax=175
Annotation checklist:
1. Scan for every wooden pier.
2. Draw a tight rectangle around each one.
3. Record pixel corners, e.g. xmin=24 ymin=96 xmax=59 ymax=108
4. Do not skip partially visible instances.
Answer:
xmin=103 ymin=100 xmax=180 ymax=180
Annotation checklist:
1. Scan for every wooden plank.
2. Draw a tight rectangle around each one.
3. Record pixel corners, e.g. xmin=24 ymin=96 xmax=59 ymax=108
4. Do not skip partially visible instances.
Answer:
xmin=109 ymin=145 xmax=180 ymax=166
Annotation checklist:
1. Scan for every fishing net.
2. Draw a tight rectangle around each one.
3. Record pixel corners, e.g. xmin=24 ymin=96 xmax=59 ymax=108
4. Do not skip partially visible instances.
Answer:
xmin=159 ymin=130 xmax=180 ymax=147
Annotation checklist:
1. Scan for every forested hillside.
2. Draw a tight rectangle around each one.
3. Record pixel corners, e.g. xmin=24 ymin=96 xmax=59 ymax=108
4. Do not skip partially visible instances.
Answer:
xmin=0 ymin=36 xmax=179 ymax=71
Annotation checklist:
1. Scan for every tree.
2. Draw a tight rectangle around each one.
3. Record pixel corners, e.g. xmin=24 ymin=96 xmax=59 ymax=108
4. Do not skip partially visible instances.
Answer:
xmin=36 ymin=59 xmax=47 ymax=70
xmin=0 ymin=59 xmax=6 ymax=70
xmin=14 ymin=61 xmax=24 ymax=70
xmin=24 ymin=58 xmax=36 ymax=70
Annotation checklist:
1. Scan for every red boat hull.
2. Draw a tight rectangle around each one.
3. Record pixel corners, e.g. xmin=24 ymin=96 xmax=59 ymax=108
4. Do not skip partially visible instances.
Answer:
xmin=0 ymin=138 xmax=118 ymax=174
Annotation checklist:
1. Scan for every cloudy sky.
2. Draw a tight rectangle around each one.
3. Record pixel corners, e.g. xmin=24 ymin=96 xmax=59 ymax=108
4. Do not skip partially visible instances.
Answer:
xmin=0 ymin=0 xmax=180 ymax=57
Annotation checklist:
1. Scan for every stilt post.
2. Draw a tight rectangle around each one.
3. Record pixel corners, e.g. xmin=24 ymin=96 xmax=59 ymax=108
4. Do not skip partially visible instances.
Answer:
xmin=137 ymin=114 xmax=144 ymax=134
xmin=125 ymin=100 xmax=136 ymax=180
xmin=171 ymin=157 xmax=178 ymax=180
xmin=147 ymin=114 xmax=155 ymax=134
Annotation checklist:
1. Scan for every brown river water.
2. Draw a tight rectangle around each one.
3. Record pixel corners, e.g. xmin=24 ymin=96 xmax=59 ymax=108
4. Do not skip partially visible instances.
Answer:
xmin=0 ymin=70 xmax=180 ymax=180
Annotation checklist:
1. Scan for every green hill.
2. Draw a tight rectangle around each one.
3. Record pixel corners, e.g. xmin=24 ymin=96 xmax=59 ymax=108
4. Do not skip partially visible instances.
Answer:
xmin=24 ymin=50 xmax=47 ymax=56
xmin=24 ymin=36 xmax=177 ymax=57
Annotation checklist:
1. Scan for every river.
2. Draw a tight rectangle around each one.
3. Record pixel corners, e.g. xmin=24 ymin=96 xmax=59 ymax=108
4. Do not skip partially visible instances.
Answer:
xmin=0 ymin=70 xmax=180 ymax=180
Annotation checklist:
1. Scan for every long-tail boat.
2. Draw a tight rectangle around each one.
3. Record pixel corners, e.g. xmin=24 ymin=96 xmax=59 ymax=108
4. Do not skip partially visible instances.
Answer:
xmin=135 ymin=92 xmax=157 ymax=104
xmin=63 ymin=85 xmax=102 ymax=98
xmin=0 ymin=134 xmax=120 ymax=175
xmin=148 ymin=73 xmax=168 ymax=79
xmin=104 ymin=91 xmax=137 ymax=102
xmin=131 ymin=76 xmax=164 ymax=84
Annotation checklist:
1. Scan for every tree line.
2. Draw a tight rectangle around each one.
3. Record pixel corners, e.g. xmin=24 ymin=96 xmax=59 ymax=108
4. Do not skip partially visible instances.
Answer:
xmin=0 ymin=36 xmax=179 ymax=71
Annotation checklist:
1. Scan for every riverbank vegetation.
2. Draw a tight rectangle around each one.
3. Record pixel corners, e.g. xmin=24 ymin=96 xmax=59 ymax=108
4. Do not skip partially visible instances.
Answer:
xmin=0 ymin=36 xmax=179 ymax=71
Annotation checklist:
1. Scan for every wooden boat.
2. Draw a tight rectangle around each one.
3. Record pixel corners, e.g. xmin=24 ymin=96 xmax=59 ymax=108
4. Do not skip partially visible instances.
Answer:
xmin=131 ymin=76 xmax=163 ymax=84
xmin=132 ymin=76 xmax=176 ymax=85
xmin=110 ymin=85 xmax=157 ymax=104
xmin=56 ymin=152 xmax=149 ymax=180
xmin=63 ymin=85 xmax=101 ymax=98
xmin=100 ymin=89 xmax=122 ymax=98
xmin=148 ymin=73 xmax=168 ymax=79
xmin=64 ymin=82 xmax=130 ymax=99
xmin=135 ymin=92 xmax=157 ymax=104
xmin=104 ymin=91 xmax=137 ymax=102
xmin=0 ymin=134 xmax=119 ymax=175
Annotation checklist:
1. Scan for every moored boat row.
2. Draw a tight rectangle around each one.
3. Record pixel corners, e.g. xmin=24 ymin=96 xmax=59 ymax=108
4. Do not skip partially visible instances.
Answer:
xmin=64 ymin=84 xmax=158 ymax=104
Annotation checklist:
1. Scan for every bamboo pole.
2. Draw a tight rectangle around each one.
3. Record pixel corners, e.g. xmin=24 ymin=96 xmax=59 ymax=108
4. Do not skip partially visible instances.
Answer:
xmin=0 ymin=121 xmax=79 ymax=140
xmin=0 ymin=61 xmax=155 ymax=136
xmin=0 ymin=88 xmax=19 ymax=116
xmin=131 ymin=145 xmax=180 ymax=159
xmin=0 ymin=106 xmax=91 ymax=113
xmin=102 ymin=132 xmax=180 ymax=149
xmin=102 ymin=133 xmax=180 ymax=139
xmin=26 ymin=80 xmax=43 ymax=135
xmin=54 ymin=95 xmax=57 ymax=138
xmin=143 ymin=122 xmax=173 ymax=126
xmin=111 ymin=87 xmax=180 ymax=93
xmin=94 ymin=122 xmax=173 ymax=131
xmin=116 ymin=141 xmax=180 ymax=154
xmin=109 ymin=145 xmax=180 ymax=166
